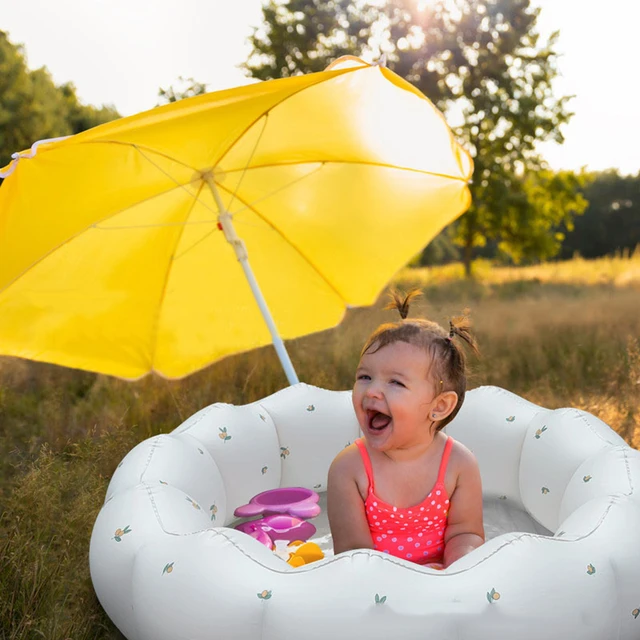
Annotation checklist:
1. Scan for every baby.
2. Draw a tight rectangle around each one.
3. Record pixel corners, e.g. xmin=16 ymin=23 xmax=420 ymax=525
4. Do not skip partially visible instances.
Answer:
xmin=327 ymin=290 xmax=484 ymax=568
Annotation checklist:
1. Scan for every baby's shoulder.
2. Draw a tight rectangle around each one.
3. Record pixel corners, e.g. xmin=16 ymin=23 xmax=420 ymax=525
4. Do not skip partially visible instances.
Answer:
xmin=447 ymin=437 xmax=480 ymax=475
xmin=329 ymin=441 xmax=363 ymax=475
xmin=328 ymin=441 xmax=368 ymax=498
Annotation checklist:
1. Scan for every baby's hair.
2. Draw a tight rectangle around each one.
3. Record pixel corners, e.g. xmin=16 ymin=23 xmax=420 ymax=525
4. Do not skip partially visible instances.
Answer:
xmin=362 ymin=289 xmax=479 ymax=430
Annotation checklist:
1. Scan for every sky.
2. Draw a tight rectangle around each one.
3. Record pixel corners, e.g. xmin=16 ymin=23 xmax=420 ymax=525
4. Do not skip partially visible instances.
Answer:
xmin=1 ymin=0 xmax=639 ymax=175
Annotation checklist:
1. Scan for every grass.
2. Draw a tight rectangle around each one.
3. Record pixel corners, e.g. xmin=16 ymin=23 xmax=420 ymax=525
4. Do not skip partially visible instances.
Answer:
xmin=399 ymin=246 xmax=640 ymax=289
xmin=1 ymin=253 xmax=639 ymax=639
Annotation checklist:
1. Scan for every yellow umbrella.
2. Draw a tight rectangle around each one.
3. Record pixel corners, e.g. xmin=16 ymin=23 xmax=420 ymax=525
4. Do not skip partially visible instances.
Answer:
xmin=0 ymin=57 xmax=472 ymax=383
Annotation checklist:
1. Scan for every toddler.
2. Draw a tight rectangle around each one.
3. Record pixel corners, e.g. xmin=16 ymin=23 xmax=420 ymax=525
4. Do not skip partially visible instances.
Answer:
xmin=327 ymin=290 xmax=484 ymax=568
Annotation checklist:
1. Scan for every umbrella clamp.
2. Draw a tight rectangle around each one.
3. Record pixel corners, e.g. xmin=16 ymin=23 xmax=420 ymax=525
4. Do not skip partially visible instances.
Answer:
xmin=217 ymin=212 xmax=248 ymax=262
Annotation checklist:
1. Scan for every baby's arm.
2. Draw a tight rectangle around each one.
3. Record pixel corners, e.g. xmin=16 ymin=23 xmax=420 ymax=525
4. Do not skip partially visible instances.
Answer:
xmin=327 ymin=446 xmax=374 ymax=554
xmin=443 ymin=444 xmax=485 ymax=568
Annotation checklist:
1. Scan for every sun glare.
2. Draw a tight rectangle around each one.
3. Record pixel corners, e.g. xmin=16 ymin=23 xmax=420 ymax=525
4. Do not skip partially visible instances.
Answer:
xmin=416 ymin=0 xmax=460 ymax=13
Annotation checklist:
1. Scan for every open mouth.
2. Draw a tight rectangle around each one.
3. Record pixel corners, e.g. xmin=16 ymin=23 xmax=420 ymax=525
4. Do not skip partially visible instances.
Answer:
xmin=366 ymin=410 xmax=391 ymax=432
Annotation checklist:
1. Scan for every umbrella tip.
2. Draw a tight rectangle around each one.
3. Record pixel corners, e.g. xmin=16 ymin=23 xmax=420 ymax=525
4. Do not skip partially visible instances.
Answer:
xmin=372 ymin=53 xmax=388 ymax=68
xmin=324 ymin=56 xmax=368 ymax=72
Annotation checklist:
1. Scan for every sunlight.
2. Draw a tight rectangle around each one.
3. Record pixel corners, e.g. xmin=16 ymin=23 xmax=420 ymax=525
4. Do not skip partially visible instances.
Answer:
xmin=416 ymin=0 xmax=451 ymax=9
xmin=416 ymin=0 xmax=462 ymax=18
xmin=415 ymin=0 xmax=462 ymax=20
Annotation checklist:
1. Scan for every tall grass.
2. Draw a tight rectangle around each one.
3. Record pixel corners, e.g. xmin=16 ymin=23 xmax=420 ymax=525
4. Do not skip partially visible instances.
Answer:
xmin=1 ymin=255 xmax=639 ymax=639
xmin=399 ymin=246 xmax=640 ymax=289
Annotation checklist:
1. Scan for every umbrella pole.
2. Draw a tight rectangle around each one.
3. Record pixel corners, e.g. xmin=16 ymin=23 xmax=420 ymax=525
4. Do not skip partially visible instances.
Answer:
xmin=204 ymin=175 xmax=300 ymax=386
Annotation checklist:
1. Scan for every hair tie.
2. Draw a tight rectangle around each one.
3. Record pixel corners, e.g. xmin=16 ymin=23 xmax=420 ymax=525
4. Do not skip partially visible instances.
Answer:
xmin=448 ymin=321 xmax=455 ymax=340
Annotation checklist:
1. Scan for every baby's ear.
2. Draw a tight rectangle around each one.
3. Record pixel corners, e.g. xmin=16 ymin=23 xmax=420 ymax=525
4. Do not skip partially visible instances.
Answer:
xmin=433 ymin=391 xmax=458 ymax=419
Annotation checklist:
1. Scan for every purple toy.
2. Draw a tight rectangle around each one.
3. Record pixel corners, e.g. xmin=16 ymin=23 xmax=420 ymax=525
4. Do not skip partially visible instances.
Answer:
xmin=234 ymin=487 xmax=321 ymax=549
xmin=235 ymin=522 xmax=275 ymax=549
xmin=234 ymin=487 xmax=320 ymax=520
xmin=235 ymin=515 xmax=316 ymax=544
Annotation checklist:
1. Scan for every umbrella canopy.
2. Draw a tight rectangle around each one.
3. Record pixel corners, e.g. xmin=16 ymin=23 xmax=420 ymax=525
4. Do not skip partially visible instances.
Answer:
xmin=0 ymin=57 xmax=472 ymax=381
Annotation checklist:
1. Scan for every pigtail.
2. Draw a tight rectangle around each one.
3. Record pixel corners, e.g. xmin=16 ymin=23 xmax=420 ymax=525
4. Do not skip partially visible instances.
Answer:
xmin=448 ymin=311 xmax=479 ymax=356
xmin=385 ymin=289 xmax=422 ymax=320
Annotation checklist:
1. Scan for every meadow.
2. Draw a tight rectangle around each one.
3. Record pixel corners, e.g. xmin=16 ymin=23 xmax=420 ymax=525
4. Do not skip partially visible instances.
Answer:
xmin=1 ymin=252 xmax=639 ymax=639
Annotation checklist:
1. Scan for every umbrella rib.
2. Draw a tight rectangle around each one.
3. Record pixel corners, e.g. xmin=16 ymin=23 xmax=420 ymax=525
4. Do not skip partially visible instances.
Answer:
xmin=224 ymin=113 xmax=269 ymax=215
xmin=210 ymin=65 xmax=357 ymax=170
xmin=213 ymin=180 xmax=350 ymax=306
xmin=0 ymin=180 xmax=211 ymax=297
xmin=223 ymin=159 xmax=471 ymax=183
xmin=171 ymin=164 xmax=326 ymax=252
xmin=75 ymin=139 xmax=201 ymax=172
xmin=206 ymin=65 xmax=471 ymax=184
xmin=81 ymin=140 xmax=470 ymax=185
xmin=74 ymin=65 xmax=357 ymax=180
xmin=148 ymin=180 xmax=206 ymax=373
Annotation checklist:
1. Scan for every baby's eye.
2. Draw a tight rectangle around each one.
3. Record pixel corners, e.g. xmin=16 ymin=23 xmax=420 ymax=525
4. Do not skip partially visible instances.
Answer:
xmin=390 ymin=379 xmax=406 ymax=387
xmin=356 ymin=374 xmax=371 ymax=381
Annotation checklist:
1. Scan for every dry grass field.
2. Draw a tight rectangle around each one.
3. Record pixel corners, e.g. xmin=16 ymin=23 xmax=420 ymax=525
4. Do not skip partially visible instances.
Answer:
xmin=1 ymin=251 xmax=639 ymax=639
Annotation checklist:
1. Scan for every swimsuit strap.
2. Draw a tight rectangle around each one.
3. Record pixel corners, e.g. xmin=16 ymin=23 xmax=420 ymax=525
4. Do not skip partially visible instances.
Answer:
xmin=436 ymin=435 xmax=454 ymax=485
xmin=356 ymin=436 xmax=453 ymax=494
xmin=355 ymin=438 xmax=375 ymax=493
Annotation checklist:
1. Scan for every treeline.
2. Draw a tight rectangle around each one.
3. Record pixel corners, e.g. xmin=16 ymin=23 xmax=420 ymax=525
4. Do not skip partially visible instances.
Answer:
xmin=560 ymin=171 xmax=640 ymax=260
xmin=0 ymin=31 xmax=119 ymax=169
xmin=420 ymin=170 xmax=640 ymax=265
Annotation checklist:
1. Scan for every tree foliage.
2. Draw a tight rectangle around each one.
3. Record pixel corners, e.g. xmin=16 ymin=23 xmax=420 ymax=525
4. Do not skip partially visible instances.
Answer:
xmin=0 ymin=31 xmax=119 ymax=169
xmin=245 ymin=0 xmax=377 ymax=78
xmin=421 ymin=168 xmax=590 ymax=266
xmin=157 ymin=76 xmax=208 ymax=105
xmin=560 ymin=170 xmax=640 ymax=259
xmin=244 ymin=0 xmax=586 ymax=274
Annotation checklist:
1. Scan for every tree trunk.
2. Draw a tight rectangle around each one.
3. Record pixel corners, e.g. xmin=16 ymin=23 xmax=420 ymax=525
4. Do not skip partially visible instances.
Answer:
xmin=463 ymin=237 xmax=474 ymax=279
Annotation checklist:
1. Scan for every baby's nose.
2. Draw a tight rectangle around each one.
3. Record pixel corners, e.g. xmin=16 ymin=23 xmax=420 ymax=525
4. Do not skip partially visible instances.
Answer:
xmin=364 ymin=382 xmax=382 ymax=397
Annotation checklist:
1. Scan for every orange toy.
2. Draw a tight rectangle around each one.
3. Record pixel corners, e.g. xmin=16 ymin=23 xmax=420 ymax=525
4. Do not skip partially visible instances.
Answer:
xmin=286 ymin=541 xmax=325 ymax=567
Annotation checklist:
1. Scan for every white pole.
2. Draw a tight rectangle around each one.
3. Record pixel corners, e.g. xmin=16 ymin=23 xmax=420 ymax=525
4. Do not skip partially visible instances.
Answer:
xmin=204 ymin=173 xmax=300 ymax=386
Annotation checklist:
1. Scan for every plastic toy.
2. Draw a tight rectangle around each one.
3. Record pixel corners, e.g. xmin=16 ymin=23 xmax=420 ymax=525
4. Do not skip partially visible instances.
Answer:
xmin=285 ymin=540 xmax=325 ymax=567
xmin=235 ymin=514 xmax=317 ymax=546
xmin=234 ymin=487 xmax=321 ymax=519
xmin=234 ymin=487 xmax=321 ymax=549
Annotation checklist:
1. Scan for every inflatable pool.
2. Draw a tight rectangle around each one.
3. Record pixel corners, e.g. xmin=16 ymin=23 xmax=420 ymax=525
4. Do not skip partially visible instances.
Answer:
xmin=90 ymin=384 xmax=640 ymax=640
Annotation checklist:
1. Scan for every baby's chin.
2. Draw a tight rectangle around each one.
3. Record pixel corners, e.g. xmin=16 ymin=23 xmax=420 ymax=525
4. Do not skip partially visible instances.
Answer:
xmin=363 ymin=428 xmax=439 ymax=453
xmin=361 ymin=426 xmax=395 ymax=449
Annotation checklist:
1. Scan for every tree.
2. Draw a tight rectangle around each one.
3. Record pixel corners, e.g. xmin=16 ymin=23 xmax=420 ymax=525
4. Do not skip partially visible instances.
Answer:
xmin=157 ymin=76 xmax=208 ymax=105
xmin=245 ymin=0 xmax=377 ymax=79
xmin=58 ymin=82 xmax=119 ymax=135
xmin=419 ymin=225 xmax=461 ymax=266
xmin=0 ymin=31 xmax=60 ymax=166
xmin=508 ymin=168 xmax=588 ymax=263
xmin=245 ymin=0 xmax=584 ymax=275
xmin=0 ymin=31 xmax=119 ymax=169
xmin=560 ymin=170 xmax=640 ymax=259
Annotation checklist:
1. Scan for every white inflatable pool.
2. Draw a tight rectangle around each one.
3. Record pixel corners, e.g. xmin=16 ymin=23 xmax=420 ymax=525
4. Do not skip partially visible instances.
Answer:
xmin=90 ymin=385 xmax=640 ymax=639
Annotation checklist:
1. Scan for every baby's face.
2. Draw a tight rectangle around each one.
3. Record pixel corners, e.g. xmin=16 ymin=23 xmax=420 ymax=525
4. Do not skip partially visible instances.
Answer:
xmin=353 ymin=341 xmax=438 ymax=451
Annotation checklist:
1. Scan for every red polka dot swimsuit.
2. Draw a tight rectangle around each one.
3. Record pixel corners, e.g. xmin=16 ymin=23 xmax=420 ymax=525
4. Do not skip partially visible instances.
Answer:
xmin=355 ymin=436 xmax=453 ymax=565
